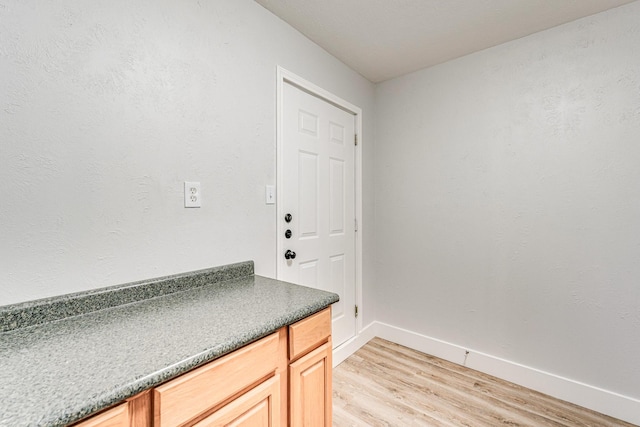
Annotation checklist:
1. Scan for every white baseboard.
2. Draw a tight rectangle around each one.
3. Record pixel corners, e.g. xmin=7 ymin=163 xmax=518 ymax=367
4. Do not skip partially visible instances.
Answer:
xmin=332 ymin=321 xmax=378 ymax=367
xmin=374 ymin=321 xmax=640 ymax=426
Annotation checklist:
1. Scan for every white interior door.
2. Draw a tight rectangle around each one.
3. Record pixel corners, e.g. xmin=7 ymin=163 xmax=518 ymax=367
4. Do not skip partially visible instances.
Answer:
xmin=279 ymin=81 xmax=356 ymax=348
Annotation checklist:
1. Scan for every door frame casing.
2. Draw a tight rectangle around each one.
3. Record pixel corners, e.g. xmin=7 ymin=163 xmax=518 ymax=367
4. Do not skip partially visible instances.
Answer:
xmin=276 ymin=66 xmax=363 ymax=337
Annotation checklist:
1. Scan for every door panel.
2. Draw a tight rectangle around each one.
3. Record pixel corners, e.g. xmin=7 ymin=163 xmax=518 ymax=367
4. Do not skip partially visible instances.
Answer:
xmin=280 ymin=82 xmax=356 ymax=348
xmin=298 ymin=260 xmax=319 ymax=288
xmin=298 ymin=151 xmax=319 ymax=238
xmin=329 ymin=158 xmax=345 ymax=235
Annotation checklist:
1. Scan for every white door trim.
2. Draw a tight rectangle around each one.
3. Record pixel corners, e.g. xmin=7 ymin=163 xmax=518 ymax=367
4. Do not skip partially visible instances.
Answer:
xmin=276 ymin=66 xmax=363 ymax=336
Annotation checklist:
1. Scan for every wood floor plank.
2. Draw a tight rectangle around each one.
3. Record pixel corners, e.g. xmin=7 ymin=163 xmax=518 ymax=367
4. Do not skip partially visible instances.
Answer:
xmin=360 ymin=341 xmax=572 ymax=426
xmin=333 ymin=338 xmax=636 ymax=427
xmin=364 ymin=340 xmax=618 ymax=427
xmin=334 ymin=360 xmax=448 ymax=426
xmin=343 ymin=346 xmax=551 ymax=427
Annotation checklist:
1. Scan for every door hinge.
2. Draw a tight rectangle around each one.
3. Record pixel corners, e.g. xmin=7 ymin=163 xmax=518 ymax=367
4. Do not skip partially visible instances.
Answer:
xmin=355 ymin=218 xmax=358 ymax=232
xmin=354 ymin=134 xmax=358 ymax=146
xmin=355 ymin=305 xmax=359 ymax=318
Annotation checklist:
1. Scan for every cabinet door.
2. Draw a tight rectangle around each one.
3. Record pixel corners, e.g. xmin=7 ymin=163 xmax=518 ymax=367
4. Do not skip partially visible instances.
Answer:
xmin=289 ymin=342 xmax=332 ymax=427
xmin=193 ymin=375 xmax=280 ymax=427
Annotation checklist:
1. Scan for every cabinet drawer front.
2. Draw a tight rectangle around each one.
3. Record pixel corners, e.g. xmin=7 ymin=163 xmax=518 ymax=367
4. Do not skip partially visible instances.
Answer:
xmin=154 ymin=332 xmax=280 ymax=427
xmin=73 ymin=403 xmax=128 ymax=427
xmin=288 ymin=308 xmax=331 ymax=361
xmin=193 ymin=374 xmax=281 ymax=427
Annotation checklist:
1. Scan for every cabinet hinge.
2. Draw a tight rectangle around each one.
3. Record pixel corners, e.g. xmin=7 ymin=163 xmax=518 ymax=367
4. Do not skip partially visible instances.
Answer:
xmin=355 ymin=305 xmax=359 ymax=318
xmin=355 ymin=218 xmax=358 ymax=232
xmin=354 ymin=134 xmax=358 ymax=146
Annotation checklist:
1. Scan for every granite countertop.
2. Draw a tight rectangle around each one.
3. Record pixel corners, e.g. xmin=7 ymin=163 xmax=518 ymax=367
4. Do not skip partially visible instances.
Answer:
xmin=0 ymin=261 xmax=339 ymax=427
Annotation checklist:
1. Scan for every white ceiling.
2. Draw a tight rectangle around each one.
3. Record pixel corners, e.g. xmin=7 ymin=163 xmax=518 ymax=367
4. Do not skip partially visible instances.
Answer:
xmin=255 ymin=0 xmax=637 ymax=82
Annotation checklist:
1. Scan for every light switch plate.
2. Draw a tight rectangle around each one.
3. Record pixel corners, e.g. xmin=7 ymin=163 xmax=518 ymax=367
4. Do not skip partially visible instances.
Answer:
xmin=265 ymin=185 xmax=275 ymax=204
xmin=184 ymin=182 xmax=201 ymax=208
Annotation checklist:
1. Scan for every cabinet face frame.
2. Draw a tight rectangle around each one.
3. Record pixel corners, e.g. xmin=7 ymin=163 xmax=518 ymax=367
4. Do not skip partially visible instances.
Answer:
xmin=289 ymin=340 xmax=332 ymax=427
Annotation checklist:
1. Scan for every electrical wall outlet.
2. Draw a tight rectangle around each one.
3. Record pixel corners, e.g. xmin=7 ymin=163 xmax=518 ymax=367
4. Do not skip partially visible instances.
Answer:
xmin=184 ymin=181 xmax=201 ymax=208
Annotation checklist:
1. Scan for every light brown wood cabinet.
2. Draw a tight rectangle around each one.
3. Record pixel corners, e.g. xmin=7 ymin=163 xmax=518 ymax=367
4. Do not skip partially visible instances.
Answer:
xmin=74 ymin=403 xmax=129 ymax=427
xmin=153 ymin=329 xmax=286 ymax=427
xmin=192 ymin=375 xmax=281 ymax=427
xmin=74 ymin=391 xmax=151 ymax=427
xmin=288 ymin=309 xmax=332 ymax=427
xmin=73 ymin=308 xmax=331 ymax=427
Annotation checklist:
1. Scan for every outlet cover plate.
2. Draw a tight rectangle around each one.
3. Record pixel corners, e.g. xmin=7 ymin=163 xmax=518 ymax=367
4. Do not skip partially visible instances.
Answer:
xmin=184 ymin=181 xmax=201 ymax=208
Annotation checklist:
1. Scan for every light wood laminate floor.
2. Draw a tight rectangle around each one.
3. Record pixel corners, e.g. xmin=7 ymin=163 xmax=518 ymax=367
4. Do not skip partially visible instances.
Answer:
xmin=333 ymin=338 xmax=635 ymax=427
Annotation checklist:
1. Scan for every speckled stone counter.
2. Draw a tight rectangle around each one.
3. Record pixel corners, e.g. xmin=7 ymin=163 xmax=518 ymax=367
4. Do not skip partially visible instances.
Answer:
xmin=0 ymin=261 xmax=339 ymax=427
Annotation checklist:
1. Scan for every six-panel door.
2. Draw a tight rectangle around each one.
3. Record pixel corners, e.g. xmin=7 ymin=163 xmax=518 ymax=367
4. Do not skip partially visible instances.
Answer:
xmin=281 ymin=81 xmax=356 ymax=348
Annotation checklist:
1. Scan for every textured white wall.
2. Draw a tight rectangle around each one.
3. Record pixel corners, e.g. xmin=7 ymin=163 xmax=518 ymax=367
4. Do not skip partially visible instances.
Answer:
xmin=375 ymin=2 xmax=640 ymax=400
xmin=0 ymin=0 xmax=375 ymax=310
